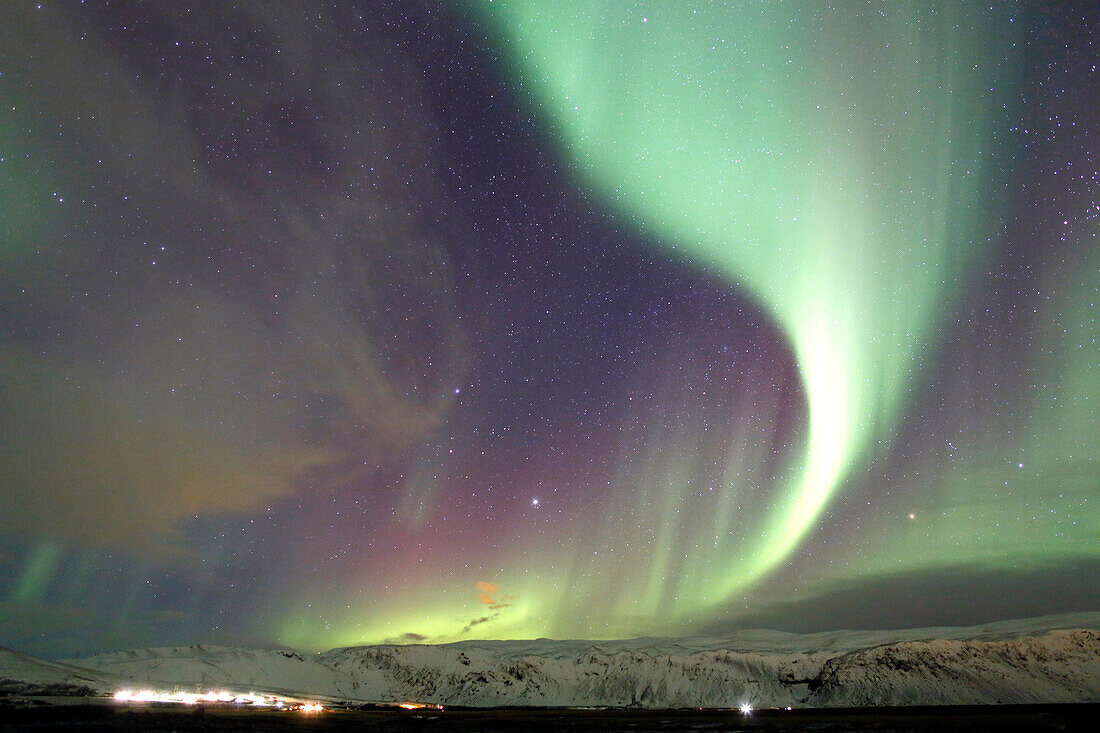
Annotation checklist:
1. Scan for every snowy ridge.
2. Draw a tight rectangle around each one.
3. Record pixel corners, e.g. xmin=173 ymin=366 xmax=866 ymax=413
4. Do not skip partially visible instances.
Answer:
xmin=23 ymin=613 xmax=1100 ymax=707
xmin=809 ymin=630 xmax=1100 ymax=706
xmin=0 ymin=647 xmax=120 ymax=697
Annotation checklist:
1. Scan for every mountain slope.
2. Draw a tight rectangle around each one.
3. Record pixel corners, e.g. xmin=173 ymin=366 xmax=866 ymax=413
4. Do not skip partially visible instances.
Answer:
xmin=0 ymin=647 xmax=118 ymax=697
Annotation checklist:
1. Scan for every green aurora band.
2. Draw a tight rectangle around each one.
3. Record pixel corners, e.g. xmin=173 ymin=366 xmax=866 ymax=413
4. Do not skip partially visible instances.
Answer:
xmin=468 ymin=2 xmax=1022 ymax=610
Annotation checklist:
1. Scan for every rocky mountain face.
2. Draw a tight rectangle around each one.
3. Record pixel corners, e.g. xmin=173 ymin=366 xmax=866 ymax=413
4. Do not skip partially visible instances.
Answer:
xmin=315 ymin=628 xmax=1100 ymax=707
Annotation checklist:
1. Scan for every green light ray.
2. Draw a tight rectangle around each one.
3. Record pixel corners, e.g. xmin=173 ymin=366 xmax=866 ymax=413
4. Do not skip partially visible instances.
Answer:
xmin=468 ymin=1 xmax=1021 ymax=611
xmin=855 ymin=224 xmax=1100 ymax=578
xmin=10 ymin=541 xmax=63 ymax=605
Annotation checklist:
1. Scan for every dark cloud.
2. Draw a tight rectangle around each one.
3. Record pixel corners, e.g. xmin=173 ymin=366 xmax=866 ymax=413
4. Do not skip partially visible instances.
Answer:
xmin=0 ymin=601 xmax=196 ymax=659
xmin=385 ymin=632 xmax=427 ymax=645
xmin=702 ymin=558 xmax=1100 ymax=635
xmin=0 ymin=2 xmax=467 ymax=554
xmin=461 ymin=614 xmax=499 ymax=634
xmin=0 ymin=354 xmax=331 ymax=555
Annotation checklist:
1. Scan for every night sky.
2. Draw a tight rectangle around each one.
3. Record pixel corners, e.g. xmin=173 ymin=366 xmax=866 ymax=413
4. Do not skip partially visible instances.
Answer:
xmin=1 ymin=1 xmax=1096 ymax=658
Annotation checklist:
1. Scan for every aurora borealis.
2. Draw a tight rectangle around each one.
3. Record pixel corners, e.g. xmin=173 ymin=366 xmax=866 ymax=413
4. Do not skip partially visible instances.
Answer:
xmin=472 ymin=0 xmax=1026 ymax=604
xmin=1 ymin=1 xmax=1096 ymax=657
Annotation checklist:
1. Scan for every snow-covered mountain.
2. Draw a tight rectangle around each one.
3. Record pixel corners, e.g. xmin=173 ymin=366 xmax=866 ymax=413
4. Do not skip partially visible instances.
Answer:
xmin=4 ymin=613 xmax=1096 ymax=708
xmin=0 ymin=647 xmax=121 ymax=697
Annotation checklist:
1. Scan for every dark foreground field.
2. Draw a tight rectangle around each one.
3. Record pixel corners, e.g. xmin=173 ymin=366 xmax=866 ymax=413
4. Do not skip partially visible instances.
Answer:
xmin=1 ymin=702 xmax=1098 ymax=732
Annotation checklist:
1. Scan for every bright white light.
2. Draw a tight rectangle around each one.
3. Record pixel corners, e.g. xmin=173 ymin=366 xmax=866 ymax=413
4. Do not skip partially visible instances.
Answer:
xmin=114 ymin=688 xmax=283 ymax=707
xmin=739 ymin=703 xmax=753 ymax=715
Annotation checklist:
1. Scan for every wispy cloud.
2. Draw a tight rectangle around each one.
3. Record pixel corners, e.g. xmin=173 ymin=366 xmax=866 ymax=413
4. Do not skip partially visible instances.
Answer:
xmin=475 ymin=580 xmax=512 ymax=610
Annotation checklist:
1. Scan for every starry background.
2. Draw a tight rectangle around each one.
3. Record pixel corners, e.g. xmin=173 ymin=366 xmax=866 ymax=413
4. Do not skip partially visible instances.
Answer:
xmin=0 ymin=1 xmax=1095 ymax=657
